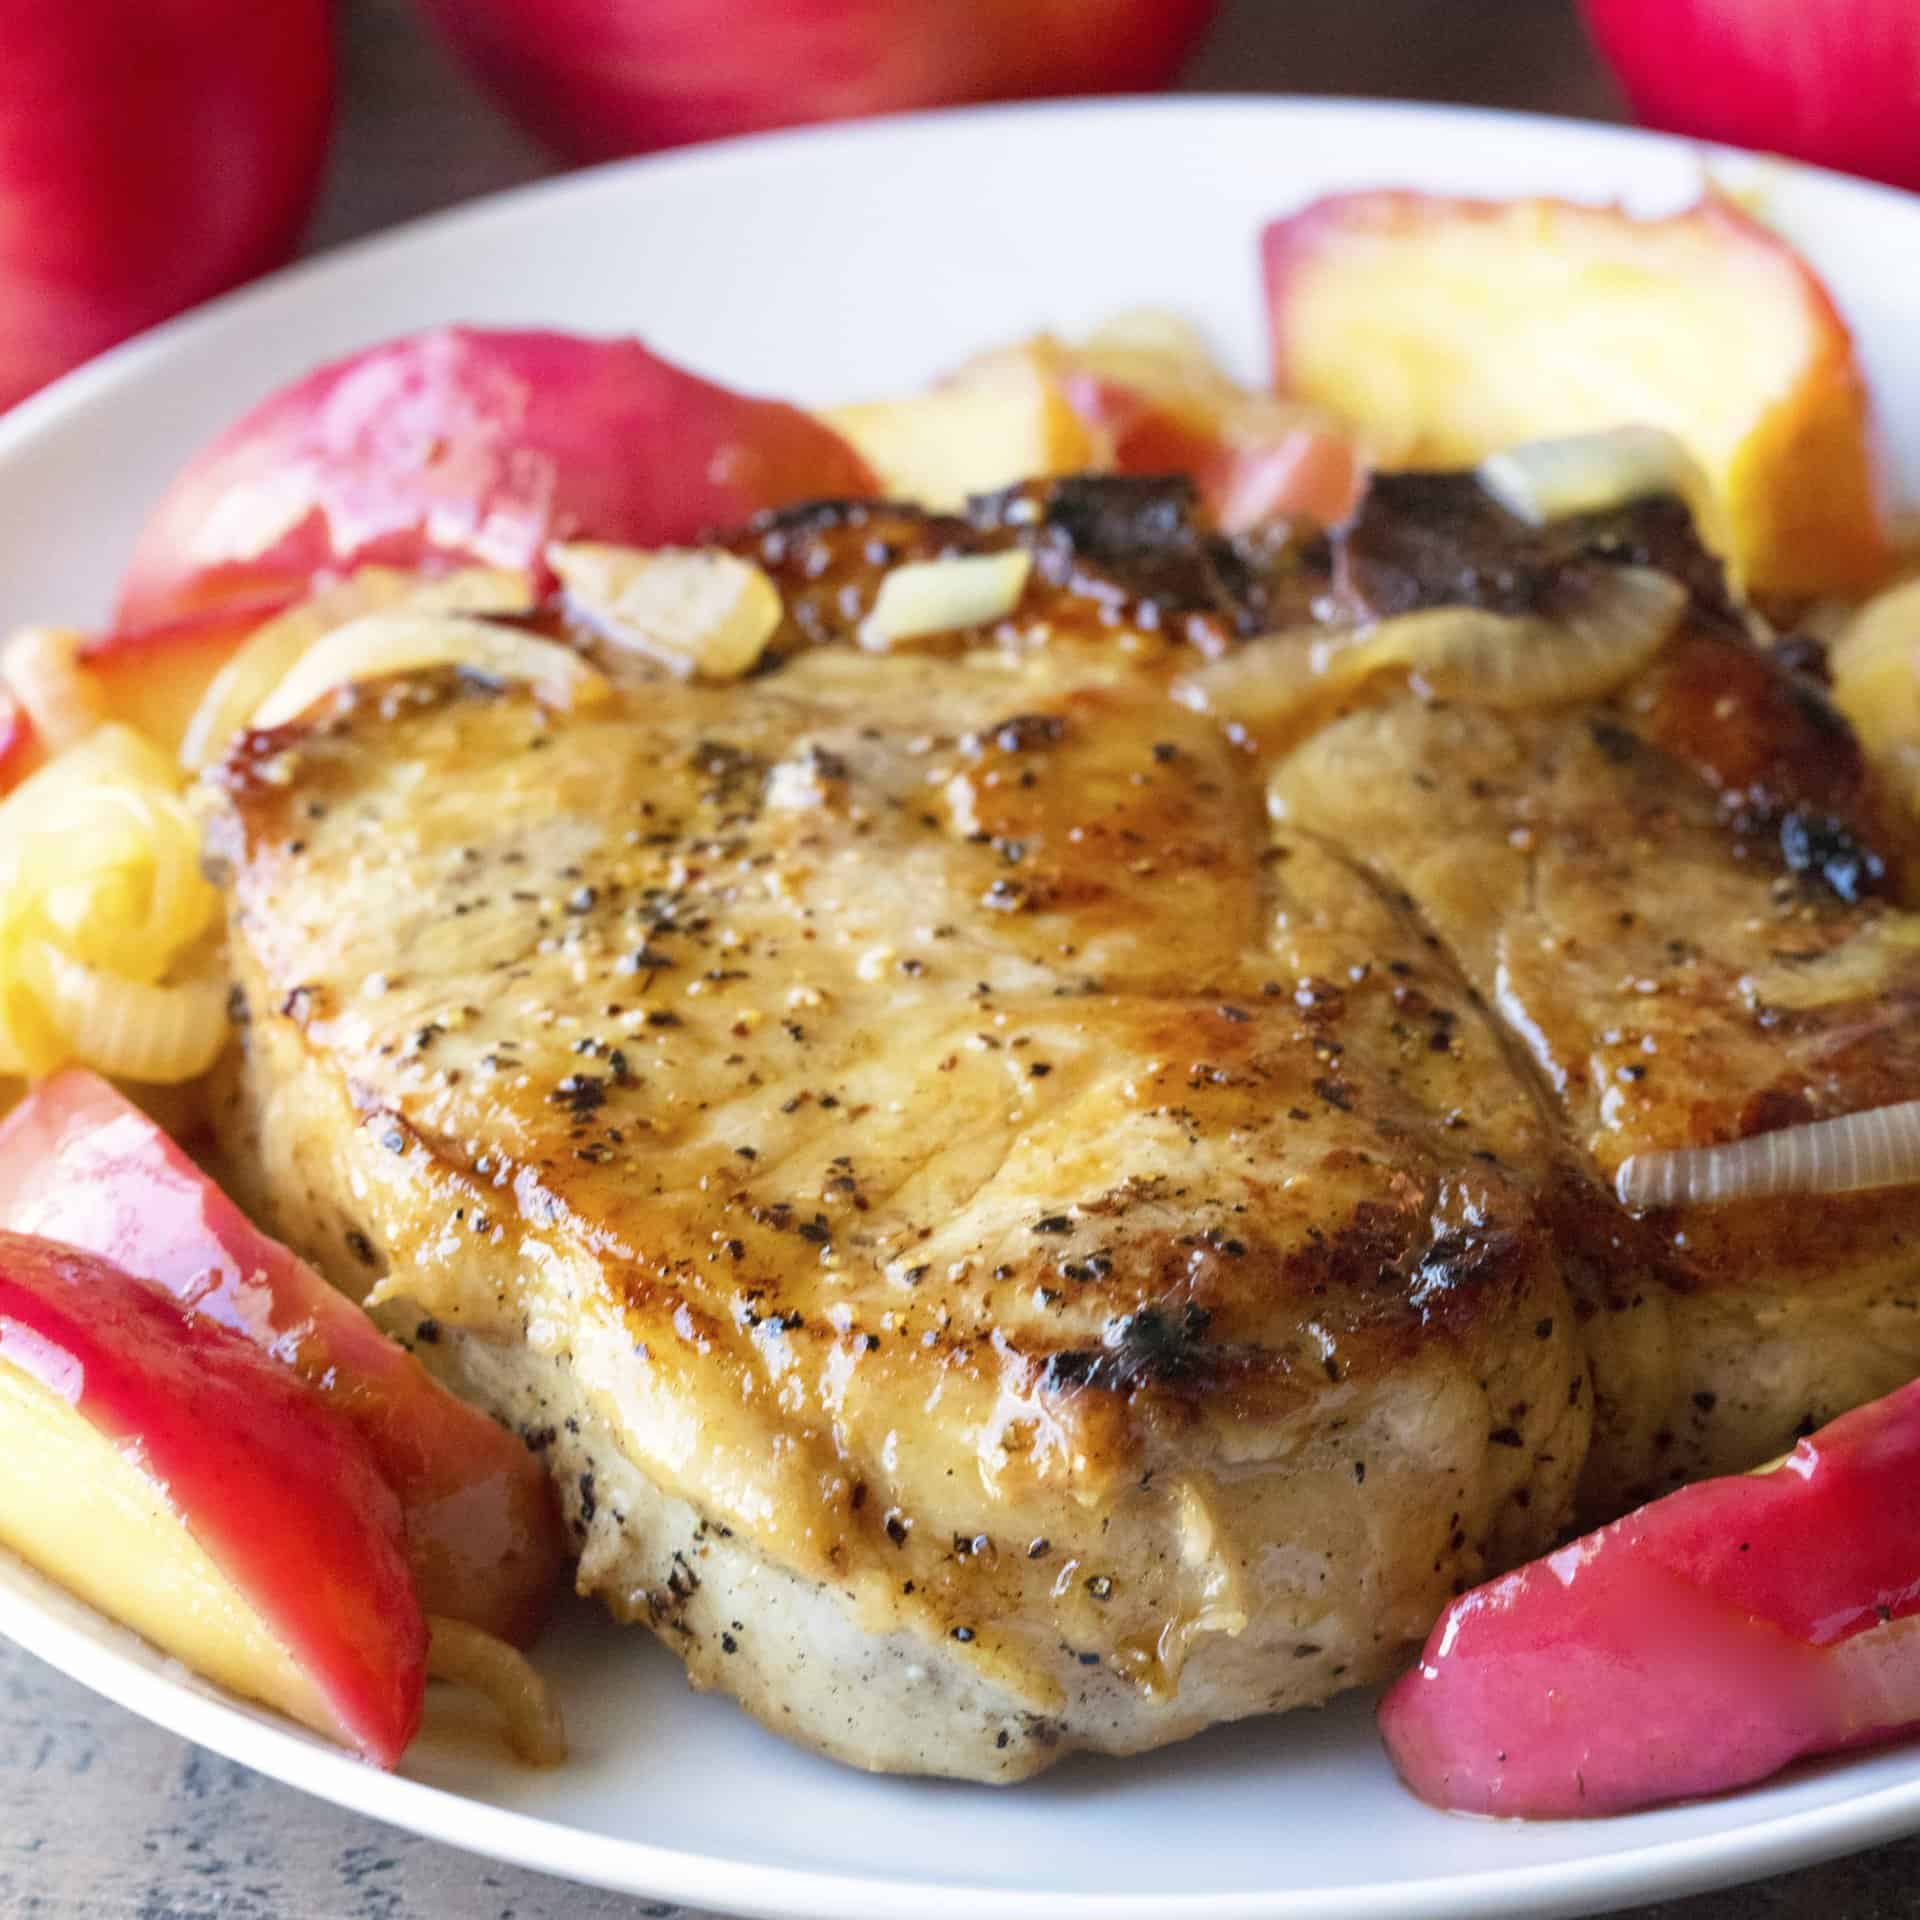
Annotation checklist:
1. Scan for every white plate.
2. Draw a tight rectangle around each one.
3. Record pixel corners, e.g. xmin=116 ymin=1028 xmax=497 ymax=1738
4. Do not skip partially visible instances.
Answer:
xmin=1 ymin=95 xmax=1919 ymax=1920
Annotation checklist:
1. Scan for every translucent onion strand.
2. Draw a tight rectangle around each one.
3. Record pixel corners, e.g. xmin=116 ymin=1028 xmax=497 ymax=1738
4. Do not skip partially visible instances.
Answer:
xmin=1616 ymin=1100 xmax=1920 ymax=1210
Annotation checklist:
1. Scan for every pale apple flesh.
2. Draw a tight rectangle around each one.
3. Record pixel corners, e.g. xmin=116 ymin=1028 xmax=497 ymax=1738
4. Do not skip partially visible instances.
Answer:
xmin=79 ymin=595 xmax=292 ymax=757
xmin=828 ymin=328 xmax=1362 ymax=529
xmin=1379 ymin=1376 xmax=1920 ymax=1817
xmin=0 ymin=1069 xmax=565 ymax=1647
xmin=0 ymin=1361 xmax=336 ymax=1737
xmin=1263 ymin=190 xmax=1890 ymax=597
xmin=114 ymin=327 xmax=877 ymax=629
xmin=825 ymin=346 xmax=1100 ymax=511
xmin=0 ymin=1229 xmax=425 ymax=1766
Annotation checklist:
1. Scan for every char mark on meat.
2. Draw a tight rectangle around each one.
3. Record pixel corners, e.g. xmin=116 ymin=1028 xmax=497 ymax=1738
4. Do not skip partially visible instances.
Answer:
xmin=971 ymin=473 xmax=1281 ymax=639
xmin=1335 ymin=470 xmax=1739 ymax=628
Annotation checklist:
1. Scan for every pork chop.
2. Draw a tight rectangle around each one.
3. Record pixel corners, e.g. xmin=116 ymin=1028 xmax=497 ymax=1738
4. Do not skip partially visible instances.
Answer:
xmin=205 ymin=476 xmax=1920 ymax=1778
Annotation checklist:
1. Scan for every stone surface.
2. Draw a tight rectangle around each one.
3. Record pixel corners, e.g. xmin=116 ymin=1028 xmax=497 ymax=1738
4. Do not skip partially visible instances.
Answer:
xmin=10 ymin=1 xmax=1918 ymax=1914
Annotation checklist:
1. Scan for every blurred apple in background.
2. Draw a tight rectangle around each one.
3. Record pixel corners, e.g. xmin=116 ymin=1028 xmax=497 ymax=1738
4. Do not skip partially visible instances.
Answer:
xmin=1581 ymin=0 xmax=1920 ymax=193
xmin=0 ymin=1 xmax=335 ymax=415
xmin=415 ymin=0 xmax=1220 ymax=163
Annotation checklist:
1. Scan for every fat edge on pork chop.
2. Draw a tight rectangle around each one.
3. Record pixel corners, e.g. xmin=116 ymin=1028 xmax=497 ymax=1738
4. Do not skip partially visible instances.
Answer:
xmin=203 ymin=474 xmax=1920 ymax=1781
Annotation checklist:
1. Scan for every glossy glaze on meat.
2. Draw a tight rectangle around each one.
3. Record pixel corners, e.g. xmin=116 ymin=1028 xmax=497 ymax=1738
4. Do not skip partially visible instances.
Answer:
xmin=206 ymin=475 xmax=1920 ymax=1777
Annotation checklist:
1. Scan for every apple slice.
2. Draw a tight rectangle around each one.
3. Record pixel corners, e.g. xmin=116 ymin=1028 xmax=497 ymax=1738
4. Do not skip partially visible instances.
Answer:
xmin=0 ymin=1228 xmax=425 ymax=1766
xmin=116 ymin=326 xmax=877 ymax=628
xmin=1263 ymin=191 xmax=1890 ymax=596
xmin=1060 ymin=309 xmax=1364 ymax=529
xmin=829 ymin=324 xmax=1363 ymax=530
xmin=824 ymin=344 xmax=1101 ymax=510
xmin=79 ymin=595 xmax=292 ymax=758
xmin=0 ymin=1069 xmax=564 ymax=1647
xmin=1379 ymin=1376 xmax=1920 ymax=1817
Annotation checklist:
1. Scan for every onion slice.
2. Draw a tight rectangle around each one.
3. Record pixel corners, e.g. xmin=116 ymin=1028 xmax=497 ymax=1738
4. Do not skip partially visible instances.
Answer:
xmin=182 ymin=567 xmax=533 ymax=770
xmin=252 ymin=613 xmax=606 ymax=729
xmin=1479 ymin=426 xmax=1730 ymax=561
xmin=549 ymin=543 xmax=782 ymax=679
xmin=1361 ymin=565 xmax=1688 ymax=707
xmin=425 ymin=1616 xmax=566 ymax=1766
xmin=22 ymin=946 xmax=229 ymax=1085
xmin=860 ymin=551 xmax=1033 ymax=650
xmin=1177 ymin=563 xmax=1687 ymax=736
xmin=1616 ymin=1100 xmax=1920 ymax=1210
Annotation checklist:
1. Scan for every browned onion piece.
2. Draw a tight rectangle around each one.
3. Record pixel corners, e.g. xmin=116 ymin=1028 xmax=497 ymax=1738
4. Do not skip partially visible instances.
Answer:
xmin=1616 ymin=1100 xmax=1920 ymax=1210
xmin=1362 ymin=564 xmax=1687 ymax=708
xmin=1177 ymin=563 xmax=1686 ymax=740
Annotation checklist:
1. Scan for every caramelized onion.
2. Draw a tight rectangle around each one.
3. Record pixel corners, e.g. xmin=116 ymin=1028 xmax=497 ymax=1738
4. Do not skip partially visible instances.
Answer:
xmin=1171 ymin=625 xmax=1346 ymax=731
xmin=23 ymin=945 xmax=228 ymax=1084
xmin=20 ymin=786 xmax=215 ymax=980
xmin=425 ymin=1616 xmax=566 ymax=1766
xmin=1362 ymin=566 xmax=1688 ymax=707
xmin=3 ymin=625 xmax=103 ymax=753
xmin=549 ymin=542 xmax=781 ymax=679
xmin=181 ymin=567 xmax=533 ymax=770
xmin=1616 ymin=1100 xmax=1920 ymax=1210
xmin=861 ymin=551 xmax=1032 ymax=649
xmin=252 ymin=612 xmax=606 ymax=729
xmin=0 ymin=724 xmax=224 ymax=1084
xmin=1178 ymin=564 xmax=1686 ymax=736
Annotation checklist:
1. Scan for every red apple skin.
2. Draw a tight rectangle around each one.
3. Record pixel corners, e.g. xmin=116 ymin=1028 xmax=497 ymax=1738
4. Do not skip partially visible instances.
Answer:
xmin=0 ymin=690 xmax=33 ymax=794
xmin=418 ymin=0 xmax=1218 ymax=165
xmin=1060 ymin=369 xmax=1362 ymax=530
xmin=0 ymin=1069 xmax=565 ymax=1647
xmin=115 ymin=327 xmax=877 ymax=628
xmin=1379 ymin=1377 xmax=1920 ymax=1818
xmin=0 ymin=1228 xmax=424 ymax=1767
xmin=1581 ymin=0 xmax=1920 ymax=196
xmin=0 ymin=0 xmax=334 ymax=412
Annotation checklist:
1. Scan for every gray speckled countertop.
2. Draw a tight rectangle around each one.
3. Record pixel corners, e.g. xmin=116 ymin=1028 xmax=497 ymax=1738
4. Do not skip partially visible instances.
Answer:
xmin=9 ymin=3 xmax=1920 ymax=1914
xmin=8 ymin=1636 xmax=1920 ymax=1918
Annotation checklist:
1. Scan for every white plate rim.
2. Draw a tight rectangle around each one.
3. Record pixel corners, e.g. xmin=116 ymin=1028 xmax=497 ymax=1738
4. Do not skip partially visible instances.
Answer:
xmin=6 ymin=1543 xmax=1918 ymax=1920
xmin=2 ymin=91 xmax=1919 ymax=1920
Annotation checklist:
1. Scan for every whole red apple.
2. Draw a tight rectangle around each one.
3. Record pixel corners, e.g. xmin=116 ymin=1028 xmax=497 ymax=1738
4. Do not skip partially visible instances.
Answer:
xmin=0 ymin=0 xmax=333 ymax=413
xmin=417 ymin=0 xmax=1219 ymax=164
xmin=1582 ymin=0 xmax=1920 ymax=194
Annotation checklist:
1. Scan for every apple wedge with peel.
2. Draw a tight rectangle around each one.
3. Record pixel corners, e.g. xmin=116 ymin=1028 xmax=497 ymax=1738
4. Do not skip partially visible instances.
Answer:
xmin=115 ymin=326 xmax=877 ymax=628
xmin=1059 ymin=309 xmax=1363 ymax=530
xmin=1263 ymin=191 xmax=1890 ymax=596
xmin=829 ymin=325 xmax=1362 ymax=530
xmin=0 ymin=1069 xmax=565 ymax=1647
xmin=1379 ymin=1376 xmax=1920 ymax=1817
xmin=0 ymin=1228 xmax=425 ymax=1766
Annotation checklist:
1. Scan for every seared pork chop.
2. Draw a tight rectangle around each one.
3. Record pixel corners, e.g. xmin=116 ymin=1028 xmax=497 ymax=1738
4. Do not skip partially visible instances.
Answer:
xmin=207 ymin=477 xmax=1920 ymax=1778
xmin=1276 ymin=474 xmax=1920 ymax=1511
